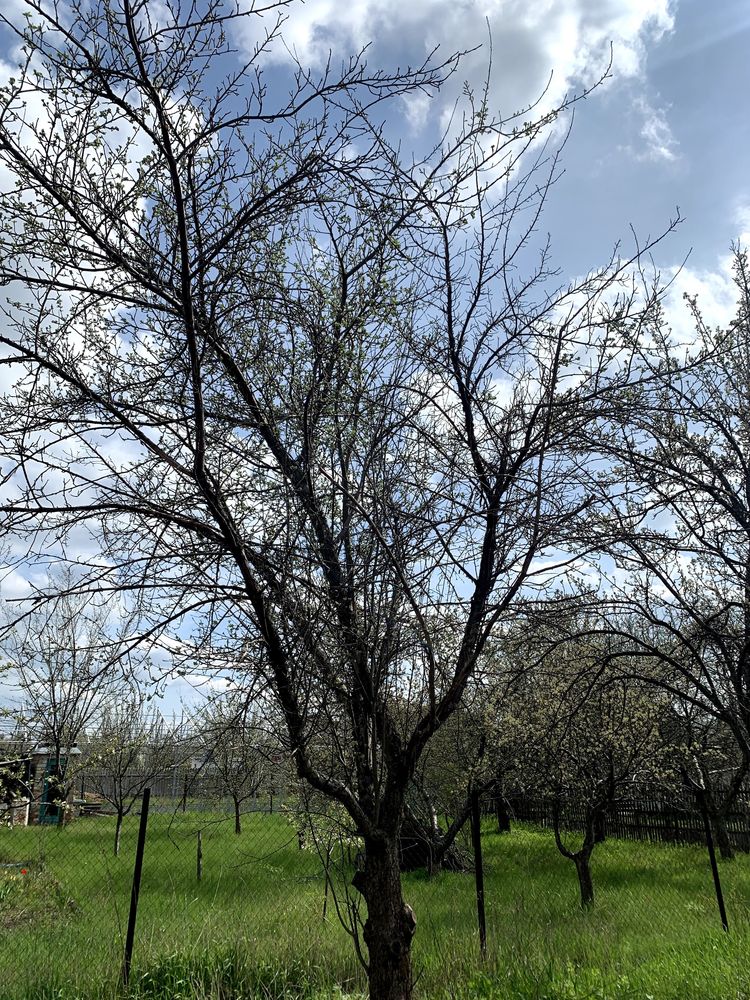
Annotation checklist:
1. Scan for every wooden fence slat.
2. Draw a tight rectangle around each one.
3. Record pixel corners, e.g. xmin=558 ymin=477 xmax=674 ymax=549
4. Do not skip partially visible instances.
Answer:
xmin=505 ymin=794 xmax=750 ymax=852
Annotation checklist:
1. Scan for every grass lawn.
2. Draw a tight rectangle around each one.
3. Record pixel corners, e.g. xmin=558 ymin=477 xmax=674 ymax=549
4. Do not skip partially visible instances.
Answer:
xmin=1 ymin=810 xmax=749 ymax=1000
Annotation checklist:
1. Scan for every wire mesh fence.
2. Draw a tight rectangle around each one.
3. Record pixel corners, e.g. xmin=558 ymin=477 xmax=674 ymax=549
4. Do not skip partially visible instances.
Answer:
xmin=0 ymin=771 xmax=348 ymax=998
xmin=2 ymin=770 xmax=750 ymax=999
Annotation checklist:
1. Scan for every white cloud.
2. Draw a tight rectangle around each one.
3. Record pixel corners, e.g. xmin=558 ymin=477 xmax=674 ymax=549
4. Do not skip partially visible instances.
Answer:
xmin=662 ymin=261 xmax=738 ymax=342
xmin=660 ymin=203 xmax=750 ymax=343
xmin=0 ymin=568 xmax=34 ymax=600
xmin=635 ymin=95 xmax=679 ymax=162
xmin=242 ymin=0 xmax=674 ymax=132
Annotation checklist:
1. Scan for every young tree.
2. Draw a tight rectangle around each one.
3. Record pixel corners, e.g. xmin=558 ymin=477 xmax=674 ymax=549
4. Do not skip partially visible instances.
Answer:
xmin=659 ymin=694 xmax=747 ymax=859
xmin=518 ymin=650 xmax=668 ymax=908
xmin=0 ymin=2 xmax=674 ymax=995
xmin=0 ymin=582 xmax=126 ymax=823
xmin=195 ymin=689 xmax=274 ymax=834
xmin=87 ymin=688 xmax=175 ymax=854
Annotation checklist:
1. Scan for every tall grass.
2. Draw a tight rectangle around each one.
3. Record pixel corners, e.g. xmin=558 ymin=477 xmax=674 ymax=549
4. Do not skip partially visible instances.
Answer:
xmin=1 ymin=812 xmax=749 ymax=999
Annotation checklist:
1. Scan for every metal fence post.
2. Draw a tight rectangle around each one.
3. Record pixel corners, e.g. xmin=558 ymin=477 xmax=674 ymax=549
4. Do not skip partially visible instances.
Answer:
xmin=470 ymin=787 xmax=487 ymax=958
xmin=697 ymin=790 xmax=728 ymax=932
xmin=122 ymin=787 xmax=151 ymax=988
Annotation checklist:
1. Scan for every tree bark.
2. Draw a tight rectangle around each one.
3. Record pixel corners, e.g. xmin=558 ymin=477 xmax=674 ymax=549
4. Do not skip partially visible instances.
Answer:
xmin=115 ymin=809 xmax=124 ymax=856
xmin=712 ymin=816 xmax=734 ymax=861
xmin=398 ymin=810 xmax=471 ymax=872
xmin=574 ymin=852 xmax=594 ymax=908
xmin=593 ymin=809 xmax=607 ymax=844
xmin=361 ymin=836 xmax=417 ymax=1000
xmin=683 ymin=756 xmax=746 ymax=862
xmin=552 ymin=799 xmax=597 ymax=910
xmin=233 ymin=796 xmax=241 ymax=835
xmin=495 ymin=795 xmax=511 ymax=834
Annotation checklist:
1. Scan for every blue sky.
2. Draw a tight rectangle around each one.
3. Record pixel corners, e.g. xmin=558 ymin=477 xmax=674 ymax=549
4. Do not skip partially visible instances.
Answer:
xmin=230 ymin=0 xmax=750 ymax=321
xmin=0 ymin=0 xmax=741 ymax=329
xmin=3 ymin=0 xmax=739 ymax=276
xmin=539 ymin=0 xmax=750 ymax=277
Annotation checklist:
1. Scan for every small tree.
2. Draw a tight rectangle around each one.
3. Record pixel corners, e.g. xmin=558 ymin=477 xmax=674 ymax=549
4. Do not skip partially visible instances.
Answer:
xmin=87 ymin=689 xmax=174 ymax=854
xmin=285 ymin=783 xmax=365 ymax=941
xmin=517 ymin=634 xmax=668 ymax=908
xmin=1 ymin=581 xmax=127 ymax=824
xmin=196 ymin=690 xmax=273 ymax=835
xmin=660 ymin=698 xmax=748 ymax=859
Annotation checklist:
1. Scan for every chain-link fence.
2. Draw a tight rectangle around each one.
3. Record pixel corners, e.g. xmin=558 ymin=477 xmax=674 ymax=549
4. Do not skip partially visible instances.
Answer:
xmin=2 ymin=769 xmax=750 ymax=999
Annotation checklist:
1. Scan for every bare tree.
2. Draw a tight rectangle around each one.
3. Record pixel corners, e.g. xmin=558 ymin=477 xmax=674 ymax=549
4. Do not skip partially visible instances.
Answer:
xmin=194 ymin=688 xmax=274 ymax=834
xmin=0 ymin=2 xmax=675 ymax=995
xmin=87 ymin=687 xmax=174 ymax=854
xmin=0 ymin=579 xmax=127 ymax=823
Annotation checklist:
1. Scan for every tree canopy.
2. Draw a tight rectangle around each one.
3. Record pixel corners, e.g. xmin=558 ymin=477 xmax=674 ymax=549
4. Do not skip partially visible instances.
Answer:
xmin=0 ymin=2 xmax=684 ymax=997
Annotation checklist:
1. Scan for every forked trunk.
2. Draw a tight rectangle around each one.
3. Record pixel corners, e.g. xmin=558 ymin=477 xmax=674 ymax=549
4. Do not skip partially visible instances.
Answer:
xmin=574 ymin=852 xmax=594 ymax=908
xmin=398 ymin=811 xmax=471 ymax=873
xmin=362 ymin=836 xmax=417 ymax=1000
xmin=551 ymin=798 xmax=597 ymax=909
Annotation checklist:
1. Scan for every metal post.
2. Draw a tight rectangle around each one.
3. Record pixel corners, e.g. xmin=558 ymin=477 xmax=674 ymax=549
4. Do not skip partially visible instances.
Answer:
xmin=197 ymin=829 xmax=203 ymax=882
xmin=470 ymin=787 xmax=487 ymax=958
xmin=122 ymin=787 xmax=151 ymax=987
xmin=697 ymin=790 xmax=728 ymax=932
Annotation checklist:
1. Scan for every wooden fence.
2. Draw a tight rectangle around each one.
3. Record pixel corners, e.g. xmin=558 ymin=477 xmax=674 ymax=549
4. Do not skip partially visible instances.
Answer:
xmin=504 ymin=794 xmax=750 ymax=852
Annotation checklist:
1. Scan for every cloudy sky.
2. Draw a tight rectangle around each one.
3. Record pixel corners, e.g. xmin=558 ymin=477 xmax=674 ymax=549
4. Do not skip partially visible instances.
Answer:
xmin=2 ymin=0 xmax=743 ymax=288
xmin=0 ymin=0 xmax=747 ymax=712
xmin=239 ymin=0 xmax=749 ymax=321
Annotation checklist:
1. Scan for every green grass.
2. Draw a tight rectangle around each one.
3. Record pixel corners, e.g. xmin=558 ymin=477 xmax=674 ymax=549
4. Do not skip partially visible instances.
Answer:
xmin=1 ymin=812 xmax=749 ymax=1000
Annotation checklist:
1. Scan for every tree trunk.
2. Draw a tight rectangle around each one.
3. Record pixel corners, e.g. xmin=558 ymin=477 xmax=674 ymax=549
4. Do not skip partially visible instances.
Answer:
xmin=551 ymin=801 xmax=597 ymax=910
xmin=689 ymin=779 xmax=736 ymax=861
xmin=593 ymin=809 xmax=607 ymax=844
xmin=233 ymin=796 xmax=241 ymax=835
xmin=712 ymin=816 xmax=734 ymax=861
xmin=398 ymin=810 xmax=471 ymax=873
xmin=361 ymin=836 xmax=417 ymax=1000
xmin=495 ymin=795 xmax=511 ymax=834
xmin=574 ymin=852 xmax=594 ymax=908
xmin=115 ymin=809 xmax=123 ymax=856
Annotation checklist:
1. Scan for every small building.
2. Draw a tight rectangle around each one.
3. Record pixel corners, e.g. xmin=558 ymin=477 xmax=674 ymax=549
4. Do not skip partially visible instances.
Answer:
xmin=26 ymin=746 xmax=83 ymax=825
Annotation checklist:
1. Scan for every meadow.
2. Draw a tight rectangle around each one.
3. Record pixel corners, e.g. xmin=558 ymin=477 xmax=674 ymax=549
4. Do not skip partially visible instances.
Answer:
xmin=1 ymin=809 xmax=749 ymax=1000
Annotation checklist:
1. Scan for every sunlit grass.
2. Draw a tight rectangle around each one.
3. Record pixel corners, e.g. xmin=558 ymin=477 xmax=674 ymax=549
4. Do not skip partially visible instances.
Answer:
xmin=1 ymin=812 xmax=749 ymax=999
